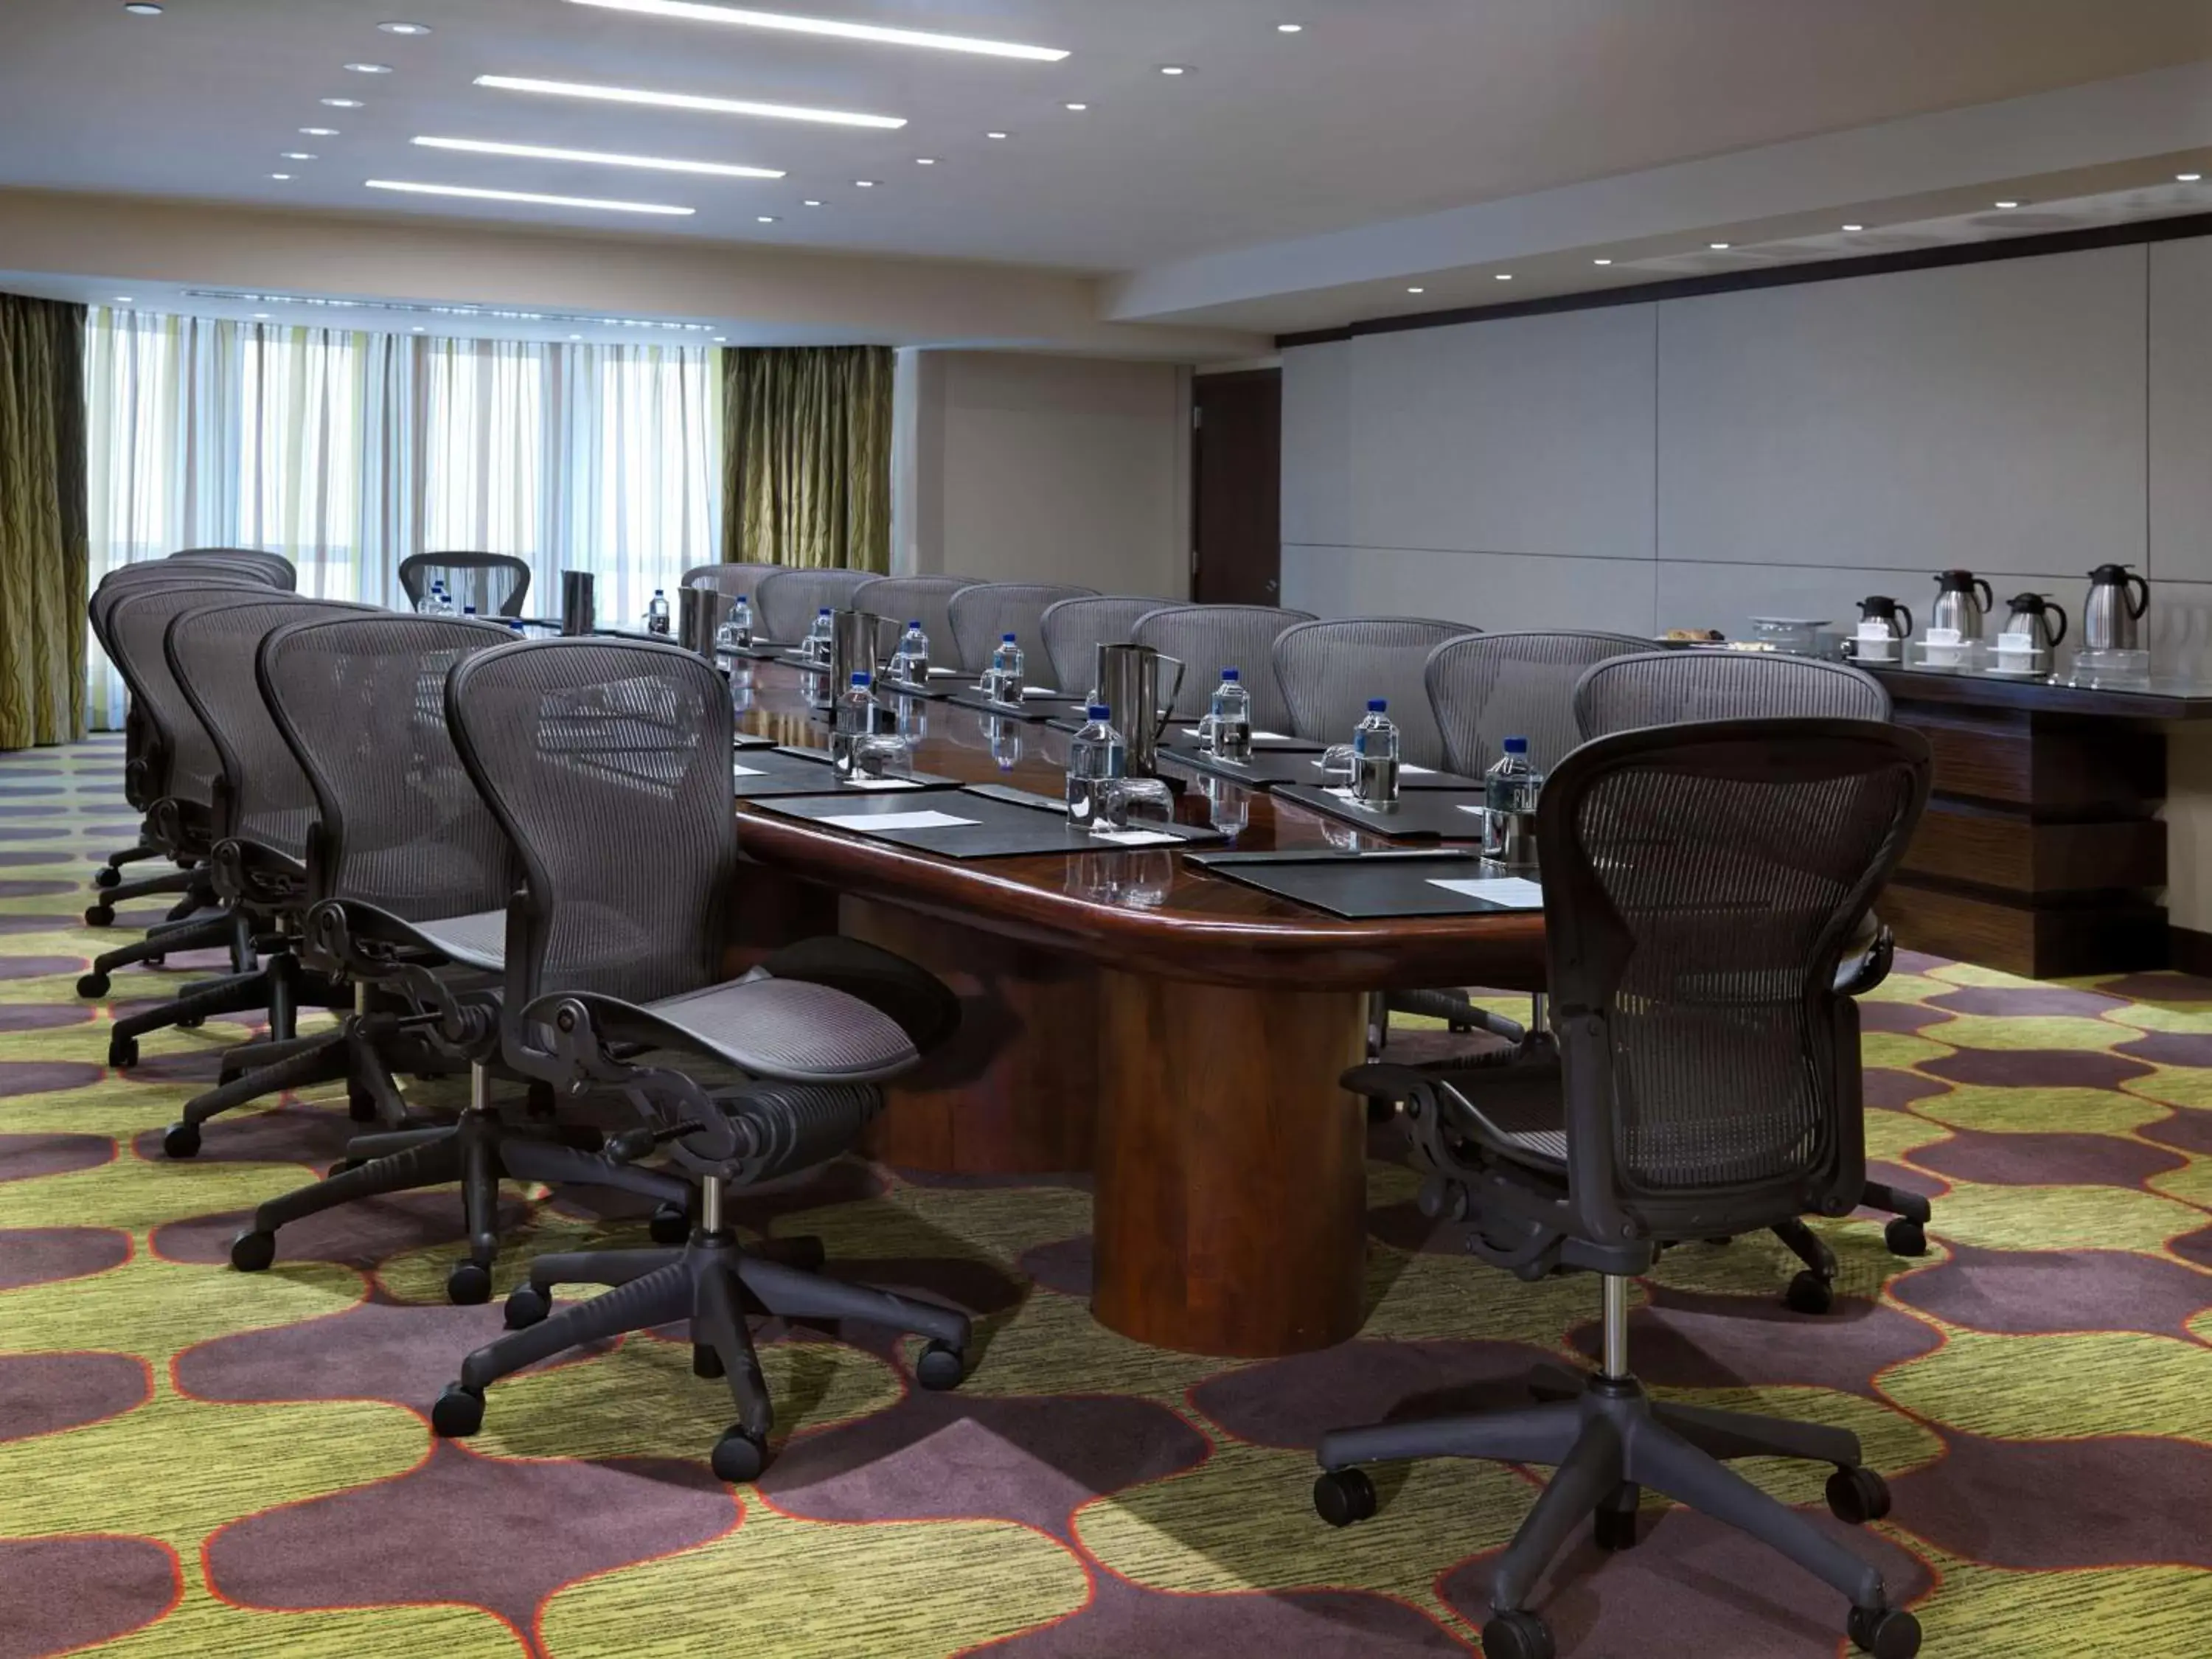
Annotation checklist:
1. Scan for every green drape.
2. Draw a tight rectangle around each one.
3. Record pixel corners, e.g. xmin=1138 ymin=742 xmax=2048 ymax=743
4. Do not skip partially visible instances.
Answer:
xmin=0 ymin=294 xmax=88 ymax=751
xmin=721 ymin=345 xmax=893 ymax=573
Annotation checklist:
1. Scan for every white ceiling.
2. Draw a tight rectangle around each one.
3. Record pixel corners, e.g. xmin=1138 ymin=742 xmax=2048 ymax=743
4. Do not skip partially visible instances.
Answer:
xmin=4 ymin=0 xmax=2212 ymax=341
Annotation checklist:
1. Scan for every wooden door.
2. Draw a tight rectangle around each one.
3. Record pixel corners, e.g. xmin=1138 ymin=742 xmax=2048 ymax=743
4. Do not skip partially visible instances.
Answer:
xmin=1192 ymin=369 xmax=1282 ymax=606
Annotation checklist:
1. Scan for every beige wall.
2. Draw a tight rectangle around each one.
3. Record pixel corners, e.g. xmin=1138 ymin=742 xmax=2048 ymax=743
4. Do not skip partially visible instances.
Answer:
xmin=900 ymin=350 xmax=1192 ymax=600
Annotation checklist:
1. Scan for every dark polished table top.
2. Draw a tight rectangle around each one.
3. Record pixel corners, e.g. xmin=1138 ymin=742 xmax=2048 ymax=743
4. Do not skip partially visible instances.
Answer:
xmin=726 ymin=658 xmax=1546 ymax=991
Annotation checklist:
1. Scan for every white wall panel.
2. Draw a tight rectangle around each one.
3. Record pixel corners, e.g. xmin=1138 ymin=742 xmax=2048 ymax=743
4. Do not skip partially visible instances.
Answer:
xmin=1346 ymin=305 xmax=1656 ymax=560
xmin=1283 ymin=545 xmax=1655 ymax=636
xmin=1658 ymin=247 xmax=2146 ymax=577
xmin=1281 ymin=341 xmax=1352 ymax=548
xmin=2151 ymin=239 xmax=2212 ymax=585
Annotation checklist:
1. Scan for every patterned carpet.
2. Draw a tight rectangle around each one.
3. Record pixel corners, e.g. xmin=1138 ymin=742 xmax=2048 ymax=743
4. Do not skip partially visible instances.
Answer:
xmin=4 ymin=737 xmax=2211 ymax=1658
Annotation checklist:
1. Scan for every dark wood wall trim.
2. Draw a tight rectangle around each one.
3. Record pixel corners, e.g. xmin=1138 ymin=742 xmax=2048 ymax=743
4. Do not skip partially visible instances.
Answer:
xmin=1276 ymin=210 xmax=2212 ymax=349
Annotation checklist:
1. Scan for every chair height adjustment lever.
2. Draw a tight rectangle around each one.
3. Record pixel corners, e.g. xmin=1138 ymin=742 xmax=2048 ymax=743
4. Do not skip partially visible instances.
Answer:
xmin=605 ymin=1121 xmax=705 ymax=1165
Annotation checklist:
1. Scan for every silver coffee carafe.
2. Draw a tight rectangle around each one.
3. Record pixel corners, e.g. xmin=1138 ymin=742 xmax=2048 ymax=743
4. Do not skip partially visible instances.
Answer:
xmin=1929 ymin=570 xmax=1994 ymax=641
xmin=1091 ymin=642 xmax=1186 ymax=778
xmin=2083 ymin=563 xmax=2150 ymax=651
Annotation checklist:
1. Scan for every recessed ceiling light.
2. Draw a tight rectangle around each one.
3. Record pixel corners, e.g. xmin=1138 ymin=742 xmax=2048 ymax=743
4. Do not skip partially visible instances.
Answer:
xmin=115 ymin=296 xmax=133 ymax=303
xmin=571 ymin=334 xmax=582 ymax=340
xmin=985 ymin=130 xmax=1008 ymax=139
xmin=757 ymin=214 xmax=778 ymax=223
xmin=2180 ymin=173 xmax=2204 ymax=183
xmin=1065 ymin=102 xmax=1089 ymax=111
xmin=801 ymin=198 xmax=822 ymax=206
xmin=269 ymin=172 xmax=293 ymax=180
xmin=1841 ymin=222 xmax=1865 ymax=232
xmin=377 ymin=21 xmax=431 ymax=34
xmin=411 ymin=325 xmax=425 ymax=333
xmin=1406 ymin=286 xmax=1425 ymax=294
xmin=915 ymin=156 xmax=936 ymax=165
xmin=1277 ymin=22 xmax=1304 ymax=32
xmin=855 ymin=178 xmax=875 ymax=187
xmin=364 ymin=179 xmax=697 ymax=215
xmin=563 ymin=1 xmax=1068 ymax=61
xmin=345 ymin=63 xmax=393 ymax=74
xmin=301 ymin=126 xmax=339 ymax=136
xmin=123 ymin=2 xmax=163 ymax=13
xmin=253 ymin=313 xmax=270 ymax=319
xmin=1495 ymin=273 xmax=1512 ymax=281
xmin=282 ymin=152 xmax=319 ymax=161
xmin=474 ymin=74 xmax=906 ymax=129
xmin=713 ymin=334 xmax=726 ymax=341
xmin=321 ymin=97 xmax=364 ymax=108
xmin=1592 ymin=257 xmax=1613 ymax=266
xmin=1994 ymin=199 xmax=2021 ymax=209
xmin=1160 ymin=66 xmax=1187 ymax=75
xmin=411 ymin=136 xmax=785 ymax=178
xmin=1709 ymin=242 xmax=1731 ymax=250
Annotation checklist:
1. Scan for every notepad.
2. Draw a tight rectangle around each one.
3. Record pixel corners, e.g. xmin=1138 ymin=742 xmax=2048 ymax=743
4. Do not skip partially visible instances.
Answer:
xmin=733 ymin=762 xmax=767 ymax=776
xmin=1313 ymin=758 xmax=1435 ymax=776
xmin=1084 ymin=827 xmax=1181 ymax=847
xmin=1181 ymin=727 xmax=1294 ymax=742
xmin=813 ymin=809 xmax=979 ymax=832
xmin=838 ymin=776 xmax=920 ymax=791
xmin=1427 ymin=876 xmax=1544 ymax=908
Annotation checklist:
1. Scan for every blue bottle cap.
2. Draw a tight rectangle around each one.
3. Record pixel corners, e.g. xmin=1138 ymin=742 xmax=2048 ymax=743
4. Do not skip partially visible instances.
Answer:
xmin=1087 ymin=703 xmax=1111 ymax=720
xmin=1003 ymin=632 xmax=1018 ymax=641
xmin=908 ymin=619 xmax=923 ymax=629
xmin=850 ymin=671 xmax=871 ymax=686
xmin=507 ymin=619 xmax=525 ymax=633
xmin=463 ymin=605 xmax=477 ymax=615
xmin=1221 ymin=667 xmax=1239 ymax=681
xmin=1504 ymin=736 xmax=1528 ymax=754
xmin=818 ymin=607 xmax=832 ymax=615
xmin=1367 ymin=698 xmax=1388 ymax=712
xmin=735 ymin=594 xmax=748 ymax=602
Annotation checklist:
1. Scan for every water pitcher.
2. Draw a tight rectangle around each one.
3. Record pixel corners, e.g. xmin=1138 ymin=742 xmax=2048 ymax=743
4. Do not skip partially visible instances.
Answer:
xmin=1091 ymin=642 xmax=1185 ymax=778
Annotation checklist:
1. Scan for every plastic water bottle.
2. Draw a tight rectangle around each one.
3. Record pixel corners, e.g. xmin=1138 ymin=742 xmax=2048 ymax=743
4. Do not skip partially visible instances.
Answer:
xmin=832 ymin=672 xmax=879 ymax=776
xmin=1206 ymin=668 xmax=1253 ymax=762
xmin=891 ymin=620 xmax=931 ymax=682
xmin=805 ymin=608 xmax=834 ymax=663
xmin=1065 ymin=703 xmax=1127 ymax=828
xmin=462 ymin=604 xmax=479 ymax=619
xmin=1352 ymin=698 xmax=1400 ymax=804
xmin=717 ymin=595 xmax=753 ymax=651
xmin=988 ymin=633 xmax=1025 ymax=701
xmin=1483 ymin=736 xmax=1543 ymax=864
xmin=646 ymin=588 xmax=671 ymax=635
xmin=414 ymin=583 xmax=441 ymax=616
xmin=507 ymin=619 xmax=526 ymax=636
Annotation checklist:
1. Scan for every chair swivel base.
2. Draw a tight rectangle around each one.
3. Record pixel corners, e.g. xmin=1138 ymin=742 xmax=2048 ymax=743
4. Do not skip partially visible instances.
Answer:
xmin=229 ymin=1102 xmax=692 ymax=1303
xmin=1313 ymin=1358 xmax=1919 ymax=1659
xmin=429 ymin=1203 xmax=973 ymax=1481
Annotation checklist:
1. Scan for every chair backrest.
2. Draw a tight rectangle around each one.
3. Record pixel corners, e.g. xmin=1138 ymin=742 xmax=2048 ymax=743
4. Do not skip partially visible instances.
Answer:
xmin=1539 ymin=718 xmax=1929 ymax=1240
xmin=445 ymin=637 xmax=735 ymax=1005
xmin=92 ymin=567 xmax=272 ymax=655
xmin=1425 ymin=630 xmax=1652 ymax=779
xmin=1040 ymin=595 xmax=1170 ymax=697
xmin=851 ymin=575 xmax=985 ymax=659
xmin=104 ymin=584 xmax=297 ymax=810
xmin=169 ymin=548 xmax=299 ymax=589
xmin=683 ymin=561 xmax=785 ymax=603
xmin=261 ymin=613 xmax=521 ymax=918
xmin=946 ymin=582 xmax=1099 ymax=675
xmin=397 ymin=552 xmax=533 ymax=618
xmin=1574 ymin=651 xmax=1890 ymax=741
xmin=754 ymin=568 xmax=879 ymax=644
xmin=166 ymin=597 xmax=380 ymax=855
xmin=1273 ymin=617 xmax=1475 ymax=771
xmin=1130 ymin=604 xmax=1316 ymax=728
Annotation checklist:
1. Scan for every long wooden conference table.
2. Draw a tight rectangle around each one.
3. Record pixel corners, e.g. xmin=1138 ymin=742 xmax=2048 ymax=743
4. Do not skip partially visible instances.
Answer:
xmin=723 ymin=657 xmax=1546 ymax=1360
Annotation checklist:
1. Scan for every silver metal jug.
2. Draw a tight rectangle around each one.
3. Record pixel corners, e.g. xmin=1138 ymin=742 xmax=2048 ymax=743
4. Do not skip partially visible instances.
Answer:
xmin=1930 ymin=570 xmax=1994 ymax=641
xmin=677 ymin=586 xmax=728 ymax=658
xmin=559 ymin=570 xmax=596 ymax=636
xmin=2083 ymin=563 xmax=2150 ymax=651
xmin=822 ymin=610 xmax=901 ymax=707
xmin=1092 ymin=642 xmax=1186 ymax=778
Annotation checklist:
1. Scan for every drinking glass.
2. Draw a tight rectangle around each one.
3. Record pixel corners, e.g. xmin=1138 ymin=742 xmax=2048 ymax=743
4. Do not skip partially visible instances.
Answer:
xmin=1091 ymin=776 xmax=1176 ymax=838
xmin=847 ymin=734 xmax=916 ymax=786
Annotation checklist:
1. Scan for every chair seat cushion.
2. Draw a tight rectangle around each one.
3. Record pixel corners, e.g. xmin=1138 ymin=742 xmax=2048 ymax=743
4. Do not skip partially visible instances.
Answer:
xmin=641 ymin=976 xmax=919 ymax=1082
xmin=1441 ymin=1053 xmax=1568 ymax=1172
xmin=408 ymin=909 xmax=506 ymax=971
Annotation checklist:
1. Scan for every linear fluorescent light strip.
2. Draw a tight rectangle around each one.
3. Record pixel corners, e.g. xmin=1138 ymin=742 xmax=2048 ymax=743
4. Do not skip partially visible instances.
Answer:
xmin=566 ymin=0 xmax=1066 ymax=61
xmin=412 ymin=136 xmax=785 ymax=178
xmin=475 ymin=74 xmax=905 ymax=129
xmin=366 ymin=179 xmax=695 ymax=215
xmin=181 ymin=291 xmax=718 ymax=332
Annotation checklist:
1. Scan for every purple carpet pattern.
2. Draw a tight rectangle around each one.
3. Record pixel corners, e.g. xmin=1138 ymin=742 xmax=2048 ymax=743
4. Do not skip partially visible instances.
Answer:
xmin=2 ymin=737 xmax=2211 ymax=1656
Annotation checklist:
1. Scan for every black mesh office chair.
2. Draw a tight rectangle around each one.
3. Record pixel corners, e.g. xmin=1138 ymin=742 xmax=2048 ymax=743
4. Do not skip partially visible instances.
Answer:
xmin=754 ymin=567 xmax=877 ymax=644
xmin=1424 ymin=630 xmax=1652 ymax=780
xmin=946 ymin=582 xmax=1098 ymax=675
xmin=852 ymin=574 xmax=984 ymax=660
xmin=1040 ymin=595 xmax=1171 ymax=698
xmin=682 ymin=560 xmax=785 ymax=612
xmin=1573 ymin=648 xmax=1930 ymax=1279
xmin=223 ymin=613 xmax=695 ymax=1303
xmin=1318 ymin=719 xmax=1933 ymax=1659
xmin=397 ymin=552 xmax=532 ymax=618
xmin=425 ymin=636 xmax=973 ymax=1479
xmin=169 ymin=547 xmax=299 ymax=588
xmin=1273 ymin=617 xmax=1474 ymax=770
xmin=1132 ymin=604 xmax=1316 ymax=730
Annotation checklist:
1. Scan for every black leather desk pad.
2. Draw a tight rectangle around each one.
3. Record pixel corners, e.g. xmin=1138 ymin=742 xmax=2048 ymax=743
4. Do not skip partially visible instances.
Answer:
xmin=1186 ymin=849 xmax=1542 ymax=919
xmin=1269 ymin=782 xmax=1491 ymax=841
xmin=1161 ymin=743 xmax=1485 ymax=793
xmin=731 ymin=745 xmax=959 ymax=799
xmin=942 ymin=688 xmax=1074 ymax=723
xmin=756 ymin=784 xmax=1225 ymax=860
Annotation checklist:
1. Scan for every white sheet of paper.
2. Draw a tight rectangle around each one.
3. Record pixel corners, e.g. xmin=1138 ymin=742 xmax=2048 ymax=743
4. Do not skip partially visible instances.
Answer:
xmin=927 ymin=667 xmax=962 ymax=678
xmin=814 ymin=809 xmax=979 ymax=831
xmin=838 ymin=776 xmax=920 ymax=791
xmin=1085 ymin=827 xmax=1181 ymax=847
xmin=1427 ymin=876 xmax=1545 ymax=908
xmin=732 ymin=762 xmax=767 ymax=776
xmin=1180 ymin=727 xmax=1295 ymax=742
xmin=1024 ymin=686 xmax=1061 ymax=698
xmin=1312 ymin=758 xmax=1434 ymax=775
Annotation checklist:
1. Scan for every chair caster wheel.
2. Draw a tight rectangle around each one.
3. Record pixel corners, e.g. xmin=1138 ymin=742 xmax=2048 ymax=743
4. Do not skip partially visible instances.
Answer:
xmin=1826 ymin=1464 xmax=1893 ymax=1526
xmin=1786 ymin=1269 xmax=1834 ymax=1315
xmin=77 ymin=973 xmax=109 ymax=998
xmin=504 ymin=1284 xmax=551 ymax=1329
xmin=1594 ymin=1503 xmax=1638 ymax=1551
xmin=1847 ymin=1605 xmax=1921 ymax=1659
xmin=1884 ymin=1217 xmax=1927 ymax=1257
xmin=693 ymin=1343 xmax=726 ymax=1380
xmin=648 ymin=1202 xmax=690 ymax=1245
xmin=711 ymin=1426 xmax=768 ymax=1484
xmin=94 ymin=866 xmax=121 ymax=890
xmin=1481 ymin=1608 xmax=1555 ymax=1659
xmin=446 ymin=1262 xmax=493 ymax=1306
xmin=431 ymin=1385 xmax=485 ymax=1439
xmin=85 ymin=905 xmax=115 ymax=928
xmin=110 ymin=1037 xmax=139 ymax=1068
xmin=161 ymin=1121 xmax=201 ymax=1159
xmin=229 ymin=1229 xmax=276 ymax=1273
xmin=1312 ymin=1467 xmax=1377 ymax=1528
xmin=914 ymin=1340 xmax=966 ymax=1391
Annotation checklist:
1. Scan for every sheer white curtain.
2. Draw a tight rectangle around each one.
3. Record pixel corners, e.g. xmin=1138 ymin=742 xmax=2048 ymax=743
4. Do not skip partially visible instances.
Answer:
xmin=83 ymin=307 xmax=720 ymax=725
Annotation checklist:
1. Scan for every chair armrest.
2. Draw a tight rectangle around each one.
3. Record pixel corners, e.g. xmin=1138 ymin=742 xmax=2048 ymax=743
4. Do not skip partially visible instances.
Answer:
xmin=210 ymin=838 xmax=307 ymax=908
xmin=1833 ymin=919 xmax=1894 ymax=997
